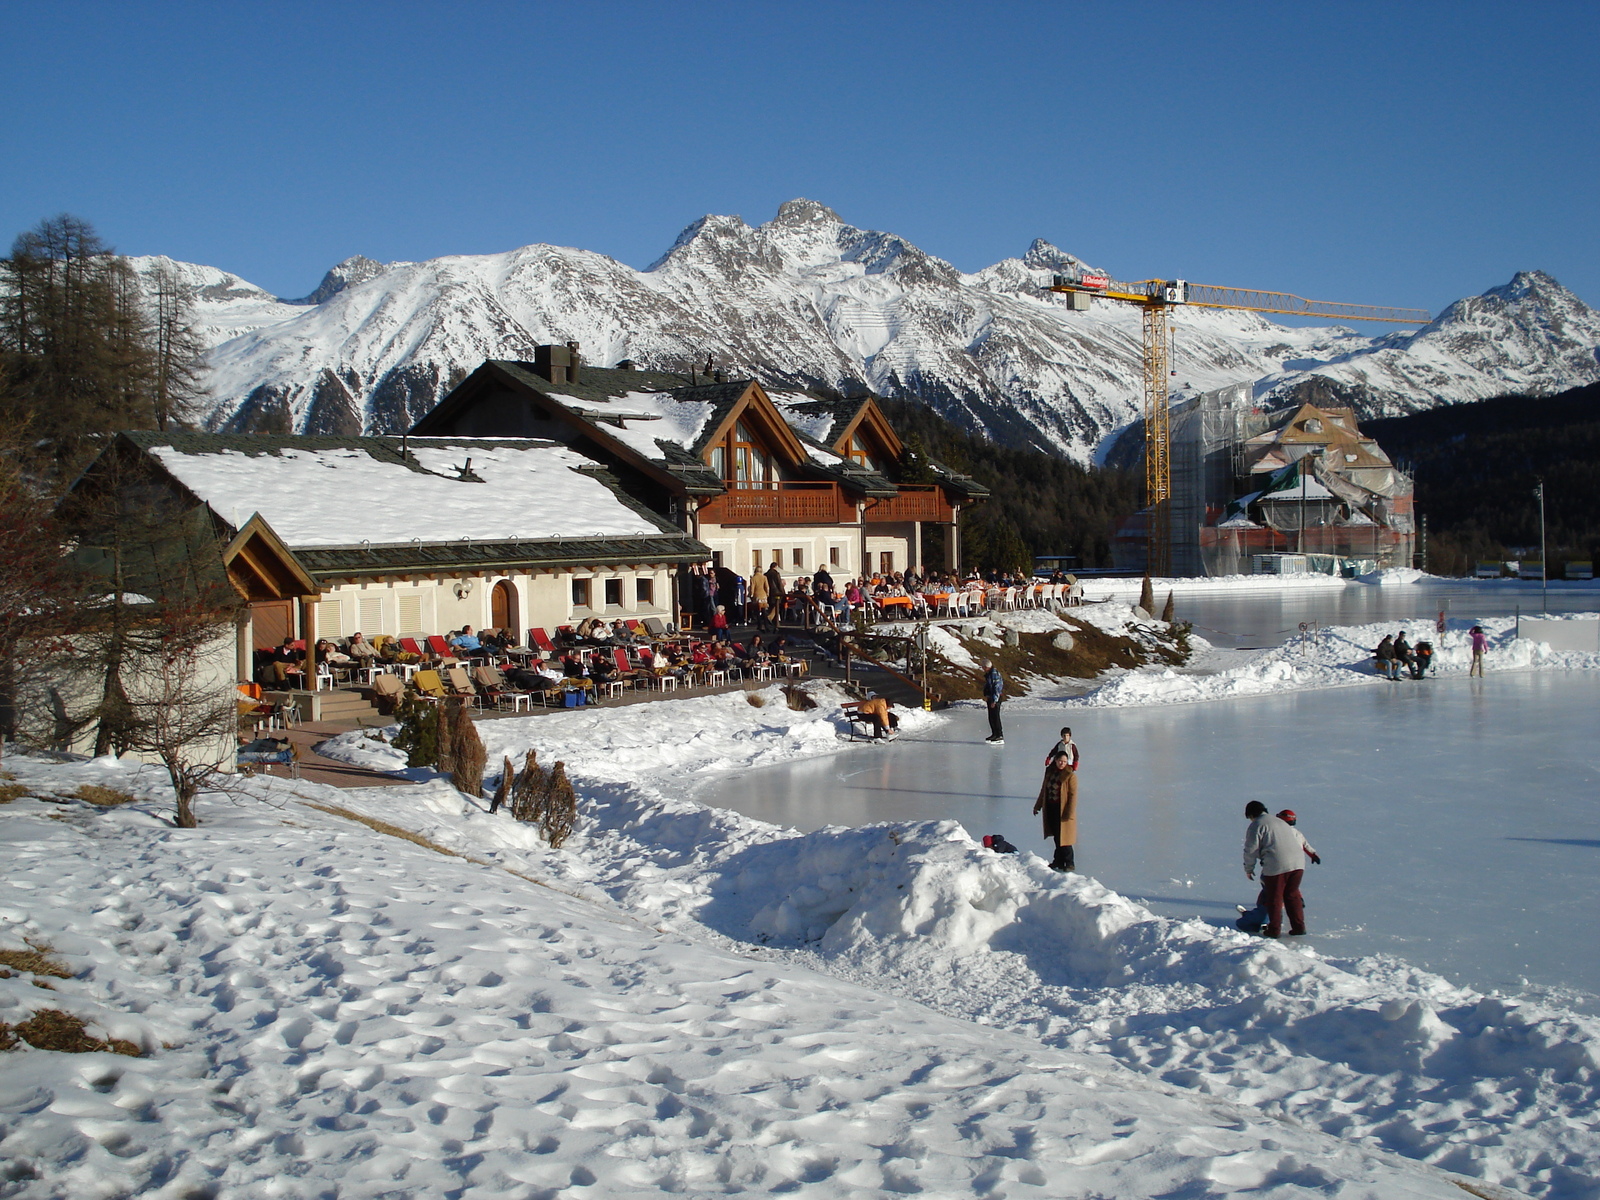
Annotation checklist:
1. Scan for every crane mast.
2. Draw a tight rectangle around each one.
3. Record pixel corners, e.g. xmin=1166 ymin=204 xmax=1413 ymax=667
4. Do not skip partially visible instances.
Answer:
xmin=1048 ymin=273 xmax=1430 ymax=577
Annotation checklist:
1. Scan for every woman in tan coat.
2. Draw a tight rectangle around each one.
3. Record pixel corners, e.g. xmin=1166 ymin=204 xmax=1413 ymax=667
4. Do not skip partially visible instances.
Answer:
xmin=1033 ymin=752 xmax=1078 ymax=872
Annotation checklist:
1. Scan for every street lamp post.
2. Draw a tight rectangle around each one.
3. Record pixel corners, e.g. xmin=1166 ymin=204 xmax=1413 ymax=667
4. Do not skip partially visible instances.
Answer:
xmin=1534 ymin=479 xmax=1548 ymax=613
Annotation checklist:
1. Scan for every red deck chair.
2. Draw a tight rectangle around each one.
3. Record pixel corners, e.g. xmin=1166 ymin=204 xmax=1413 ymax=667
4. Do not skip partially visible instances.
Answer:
xmin=399 ymin=637 xmax=426 ymax=659
xmin=611 ymin=647 xmax=642 ymax=689
xmin=426 ymin=634 xmax=453 ymax=659
xmin=623 ymin=619 xmax=641 ymax=633
xmin=529 ymin=628 xmax=557 ymax=658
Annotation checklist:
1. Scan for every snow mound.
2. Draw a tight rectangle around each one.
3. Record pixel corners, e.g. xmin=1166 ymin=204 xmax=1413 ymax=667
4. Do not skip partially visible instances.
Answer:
xmin=1358 ymin=566 xmax=1431 ymax=586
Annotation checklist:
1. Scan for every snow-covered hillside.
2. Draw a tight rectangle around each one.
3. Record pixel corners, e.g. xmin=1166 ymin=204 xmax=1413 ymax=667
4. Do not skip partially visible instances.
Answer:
xmin=130 ymin=201 xmax=1600 ymax=460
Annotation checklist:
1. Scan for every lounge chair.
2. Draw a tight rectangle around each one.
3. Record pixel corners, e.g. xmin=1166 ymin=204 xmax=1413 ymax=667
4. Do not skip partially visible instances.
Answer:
xmin=370 ymin=672 xmax=406 ymax=714
xmin=411 ymin=669 xmax=448 ymax=701
xmin=641 ymin=616 xmax=669 ymax=638
xmin=444 ymin=665 xmax=482 ymax=708
xmin=473 ymin=664 xmax=529 ymax=711
xmin=611 ymin=647 xmax=643 ymax=690
xmin=399 ymin=637 xmax=427 ymax=659
xmin=529 ymin=628 xmax=557 ymax=659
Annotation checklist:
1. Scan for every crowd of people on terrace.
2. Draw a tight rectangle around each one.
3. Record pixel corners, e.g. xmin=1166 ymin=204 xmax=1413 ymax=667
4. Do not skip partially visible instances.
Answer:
xmin=251 ymin=616 xmax=808 ymax=711
xmin=683 ymin=561 xmax=1081 ymax=632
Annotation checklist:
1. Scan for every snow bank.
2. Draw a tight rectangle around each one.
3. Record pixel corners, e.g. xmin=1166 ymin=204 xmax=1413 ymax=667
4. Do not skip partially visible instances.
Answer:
xmin=1358 ymin=566 xmax=1430 ymax=586
xmin=318 ymin=678 xmax=1600 ymax=1198
xmin=0 ymin=754 xmax=1473 ymax=1200
xmin=1081 ymin=571 xmax=1348 ymax=601
xmin=1046 ymin=614 xmax=1600 ymax=710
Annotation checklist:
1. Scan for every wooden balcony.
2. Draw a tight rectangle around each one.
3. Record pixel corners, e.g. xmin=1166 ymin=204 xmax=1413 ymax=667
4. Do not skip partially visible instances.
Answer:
xmin=698 ymin=482 xmax=853 ymax=526
xmin=865 ymin=485 xmax=954 ymax=523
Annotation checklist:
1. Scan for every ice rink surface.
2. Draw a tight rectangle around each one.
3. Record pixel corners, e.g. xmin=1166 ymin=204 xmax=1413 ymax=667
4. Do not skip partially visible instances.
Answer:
xmin=698 ymin=663 xmax=1600 ymax=1012
xmin=1164 ymin=577 xmax=1600 ymax=647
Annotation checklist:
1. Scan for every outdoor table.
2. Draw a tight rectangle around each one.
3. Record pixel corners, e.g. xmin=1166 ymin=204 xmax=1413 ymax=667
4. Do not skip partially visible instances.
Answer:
xmin=878 ymin=596 xmax=914 ymax=612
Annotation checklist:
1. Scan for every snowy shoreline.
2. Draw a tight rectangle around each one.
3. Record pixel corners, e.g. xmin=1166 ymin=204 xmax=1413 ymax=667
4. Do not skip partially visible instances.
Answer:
xmin=3 ymin=622 xmax=1597 ymax=1196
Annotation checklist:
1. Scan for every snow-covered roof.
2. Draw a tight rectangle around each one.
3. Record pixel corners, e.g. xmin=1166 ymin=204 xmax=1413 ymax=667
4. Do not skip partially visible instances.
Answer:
xmin=136 ymin=434 xmax=678 ymax=548
xmin=563 ymin=390 xmax=719 ymax=460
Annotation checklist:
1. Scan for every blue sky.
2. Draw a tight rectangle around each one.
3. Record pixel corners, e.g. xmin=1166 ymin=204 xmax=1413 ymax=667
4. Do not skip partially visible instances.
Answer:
xmin=2 ymin=0 xmax=1595 ymax=319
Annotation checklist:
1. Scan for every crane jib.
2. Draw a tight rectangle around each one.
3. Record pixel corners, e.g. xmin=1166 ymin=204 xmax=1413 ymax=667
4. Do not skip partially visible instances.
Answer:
xmin=1049 ymin=276 xmax=1429 ymax=324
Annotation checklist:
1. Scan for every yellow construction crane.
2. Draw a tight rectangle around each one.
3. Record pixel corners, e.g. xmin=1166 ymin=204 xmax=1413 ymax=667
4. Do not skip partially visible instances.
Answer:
xmin=1047 ymin=272 xmax=1430 ymax=575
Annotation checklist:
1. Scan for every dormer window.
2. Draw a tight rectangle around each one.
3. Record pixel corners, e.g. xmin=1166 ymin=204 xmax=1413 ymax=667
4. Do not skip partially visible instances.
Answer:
xmin=708 ymin=418 xmax=780 ymax=487
xmin=847 ymin=434 xmax=884 ymax=473
xmin=1304 ymin=418 xmax=1323 ymax=434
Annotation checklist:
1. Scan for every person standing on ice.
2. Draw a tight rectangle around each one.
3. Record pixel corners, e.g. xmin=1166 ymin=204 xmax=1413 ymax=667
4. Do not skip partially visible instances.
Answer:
xmin=1045 ymin=726 xmax=1079 ymax=769
xmin=1469 ymin=625 xmax=1488 ymax=676
xmin=1033 ymin=751 xmax=1077 ymax=872
xmin=1242 ymin=801 xmax=1317 ymax=938
xmin=982 ymin=660 xmax=1005 ymax=743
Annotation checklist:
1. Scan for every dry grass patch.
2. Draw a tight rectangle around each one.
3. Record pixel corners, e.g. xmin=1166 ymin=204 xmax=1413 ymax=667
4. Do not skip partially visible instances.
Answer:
xmin=0 ymin=1009 xmax=141 ymax=1056
xmin=0 ymin=942 xmax=72 ymax=980
xmin=73 ymin=784 xmax=136 ymax=807
xmin=301 ymin=801 xmax=466 ymax=860
xmin=745 ymin=692 xmax=767 ymax=708
xmin=0 ymin=783 xmax=30 ymax=804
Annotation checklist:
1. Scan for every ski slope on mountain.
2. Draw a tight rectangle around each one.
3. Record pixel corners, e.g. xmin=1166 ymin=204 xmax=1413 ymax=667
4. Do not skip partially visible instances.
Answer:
xmin=126 ymin=200 xmax=1600 ymax=460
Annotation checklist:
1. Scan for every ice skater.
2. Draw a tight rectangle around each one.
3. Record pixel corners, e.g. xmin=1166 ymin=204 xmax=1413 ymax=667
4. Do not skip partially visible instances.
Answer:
xmin=1240 ymin=801 xmax=1320 ymax=937
xmin=1033 ymin=751 xmax=1077 ymax=872
xmin=1045 ymin=726 xmax=1079 ymax=769
xmin=982 ymin=660 xmax=1005 ymax=743
xmin=1469 ymin=625 xmax=1487 ymax=676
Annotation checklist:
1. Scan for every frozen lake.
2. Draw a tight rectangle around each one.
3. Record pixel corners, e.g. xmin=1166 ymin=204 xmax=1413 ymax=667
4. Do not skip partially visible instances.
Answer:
xmin=697 ymin=668 xmax=1600 ymax=1011
xmin=1155 ymin=577 xmax=1600 ymax=647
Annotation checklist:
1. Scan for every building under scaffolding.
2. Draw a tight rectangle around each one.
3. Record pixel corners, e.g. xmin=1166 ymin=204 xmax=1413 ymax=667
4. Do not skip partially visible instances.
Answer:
xmin=1114 ymin=385 xmax=1416 ymax=577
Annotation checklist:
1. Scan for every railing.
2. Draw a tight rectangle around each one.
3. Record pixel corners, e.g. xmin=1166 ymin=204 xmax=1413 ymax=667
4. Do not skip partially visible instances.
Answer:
xmin=865 ymin=485 xmax=953 ymax=523
xmin=698 ymin=482 xmax=851 ymax=526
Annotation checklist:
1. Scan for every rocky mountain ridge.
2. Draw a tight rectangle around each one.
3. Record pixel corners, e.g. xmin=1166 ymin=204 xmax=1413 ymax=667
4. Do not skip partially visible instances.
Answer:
xmin=127 ymin=200 xmax=1600 ymax=461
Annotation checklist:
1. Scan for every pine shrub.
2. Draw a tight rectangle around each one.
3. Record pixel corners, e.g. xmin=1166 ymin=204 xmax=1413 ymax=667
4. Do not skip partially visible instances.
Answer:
xmin=392 ymin=696 xmax=441 ymax=768
xmin=448 ymin=703 xmax=487 ymax=798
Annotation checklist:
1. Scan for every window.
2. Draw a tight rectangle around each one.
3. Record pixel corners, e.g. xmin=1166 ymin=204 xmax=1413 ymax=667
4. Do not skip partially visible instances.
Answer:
xmin=712 ymin=550 xmax=723 ymax=568
xmin=707 ymin=413 xmax=779 ymax=486
xmin=315 ymin=598 xmax=344 ymax=639
xmin=604 ymin=578 xmax=623 ymax=608
xmin=636 ymin=577 xmax=654 ymax=606
xmin=358 ymin=596 xmax=383 ymax=638
xmin=792 ymin=548 xmax=804 ymax=567
xmin=880 ymin=551 xmax=894 ymax=574
xmin=398 ymin=594 xmax=424 ymax=635
xmin=572 ymin=578 xmax=591 ymax=607
xmin=829 ymin=546 xmax=840 ymax=566
xmin=848 ymin=434 xmax=876 ymax=470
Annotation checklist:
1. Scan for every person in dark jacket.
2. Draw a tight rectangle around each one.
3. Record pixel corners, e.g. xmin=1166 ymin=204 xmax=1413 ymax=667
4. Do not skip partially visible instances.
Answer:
xmin=1033 ymin=752 xmax=1077 ymax=871
xmin=982 ymin=660 xmax=1005 ymax=743
xmin=1393 ymin=632 xmax=1413 ymax=678
xmin=1410 ymin=639 xmax=1433 ymax=679
xmin=1374 ymin=635 xmax=1397 ymax=679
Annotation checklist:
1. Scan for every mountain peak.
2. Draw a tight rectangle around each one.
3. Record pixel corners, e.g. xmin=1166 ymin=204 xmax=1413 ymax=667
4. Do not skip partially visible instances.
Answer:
xmin=773 ymin=198 xmax=843 ymax=228
xmin=1022 ymin=239 xmax=1096 ymax=275
xmin=287 ymin=255 xmax=389 ymax=306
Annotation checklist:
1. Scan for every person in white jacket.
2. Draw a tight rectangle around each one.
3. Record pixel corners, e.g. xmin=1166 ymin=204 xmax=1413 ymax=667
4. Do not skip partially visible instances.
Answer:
xmin=1242 ymin=801 xmax=1321 ymax=937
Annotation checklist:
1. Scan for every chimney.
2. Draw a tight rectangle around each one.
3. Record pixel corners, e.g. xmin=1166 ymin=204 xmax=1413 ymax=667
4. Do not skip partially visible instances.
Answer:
xmin=566 ymin=341 xmax=582 ymax=385
xmin=534 ymin=343 xmax=575 ymax=385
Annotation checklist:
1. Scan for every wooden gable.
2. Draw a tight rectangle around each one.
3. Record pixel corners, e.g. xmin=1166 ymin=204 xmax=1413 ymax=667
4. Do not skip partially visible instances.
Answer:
xmin=222 ymin=513 xmax=320 ymax=602
xmin=697 ymin=382 xmax=809 ymax=472
xmin=830 ymin=399 xmax=903 ymax=469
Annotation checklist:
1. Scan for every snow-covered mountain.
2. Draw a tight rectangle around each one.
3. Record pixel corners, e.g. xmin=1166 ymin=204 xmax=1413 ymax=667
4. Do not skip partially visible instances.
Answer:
xmin=129 ymin=200 xmax=1600 ymax=462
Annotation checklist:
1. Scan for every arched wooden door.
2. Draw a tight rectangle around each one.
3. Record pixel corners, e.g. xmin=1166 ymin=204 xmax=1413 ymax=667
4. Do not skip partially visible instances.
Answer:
xmin=491 ymin=580 xmax=517 ymax=638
